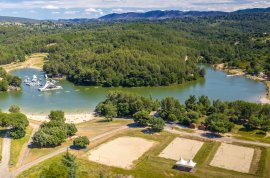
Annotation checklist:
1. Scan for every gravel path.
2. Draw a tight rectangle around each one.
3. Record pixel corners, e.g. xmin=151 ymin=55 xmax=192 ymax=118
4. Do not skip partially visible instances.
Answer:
xmin=165 ymin=124 xmax=270 ymax=148
xmin=0 ymin=131 xmax=11 ymax=177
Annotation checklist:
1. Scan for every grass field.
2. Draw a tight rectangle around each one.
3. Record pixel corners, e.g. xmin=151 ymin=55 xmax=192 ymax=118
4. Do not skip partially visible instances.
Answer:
xmin=232 ymin=125 xmax=270 ymax=144
xmin=1 ymin=53 xmax=48 ymax=72
xmin=9 ymin=126 xmax=33 ymax=168
xmin=16 ymin=128 xmax=268 ymax=178
xmin=24 ymin=119 xmax=132 ymax=164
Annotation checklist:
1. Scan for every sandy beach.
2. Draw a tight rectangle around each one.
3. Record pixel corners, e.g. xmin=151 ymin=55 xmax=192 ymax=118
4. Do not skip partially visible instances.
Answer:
xmin=27 ymin=112 xmax=97 ymax=124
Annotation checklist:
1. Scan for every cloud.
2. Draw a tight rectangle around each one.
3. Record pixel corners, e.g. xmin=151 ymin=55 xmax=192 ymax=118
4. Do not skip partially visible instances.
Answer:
xmin=0 ymin=0 xmax=268 ymax=12
xmin=85 ymin=8 xmax=104 ymax=15
xmin=64 ymin=11 xmax=79 ymax=15
xmin=112 ymin=8 xmax=125 ymax=13
xmin=42 ymin=5 xmax=59 ymax=10
xmin=51 ymin=11 xmax=60 ymax=14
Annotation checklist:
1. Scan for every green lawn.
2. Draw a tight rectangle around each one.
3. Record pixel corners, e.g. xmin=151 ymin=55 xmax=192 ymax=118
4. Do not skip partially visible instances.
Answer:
xmin=232 ymin=125 xmax=270 ymax=144
xmin=9 ymin=126 xmax=33 ymax=168
xmin=17 ymin=129 xmax=268 ymax=178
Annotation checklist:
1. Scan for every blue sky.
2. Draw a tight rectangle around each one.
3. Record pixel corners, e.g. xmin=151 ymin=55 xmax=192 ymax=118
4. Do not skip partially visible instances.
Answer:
xmin=0 ymin=0 xmax=269 ymax=19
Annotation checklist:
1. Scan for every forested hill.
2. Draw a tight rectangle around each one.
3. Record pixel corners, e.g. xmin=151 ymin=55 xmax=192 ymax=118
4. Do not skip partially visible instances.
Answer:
xmin=99 ymin=10 xmax=228 ymax=20
xmin=0 ymin=16 xmax=40 ymax=23
xmin=99 ymin=8 xmax=270 ymax=21
xmin=0 ymin=10 xmax=269 ymax=87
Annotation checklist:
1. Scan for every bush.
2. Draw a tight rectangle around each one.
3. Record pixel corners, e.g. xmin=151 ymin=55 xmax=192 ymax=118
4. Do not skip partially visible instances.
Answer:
xmin=66 ymin=123 xmax=78 ymax=137
xmin=49 ymin=110 xmax=65 ymax=122
xmin=133 ymin=110 xmax=151 ymax=126
xmin=9 ymin=105 xmax=20 ymax=113
xmin=10 ymin=127 xmax=26 ymax=139
xmin=73 ymin=136 xmax=90 ymax=149
xmin=149 ymin=117 xmax=165 ymax=132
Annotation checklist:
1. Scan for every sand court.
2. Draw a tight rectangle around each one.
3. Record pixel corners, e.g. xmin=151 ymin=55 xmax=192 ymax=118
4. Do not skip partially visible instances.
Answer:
xmin=159 ymin=137 xmax=203 ymax=160
xmin=210 ymin=143 xmax=254 ymax=173
xmin=88 ymin=136 xmax=155 ymax=169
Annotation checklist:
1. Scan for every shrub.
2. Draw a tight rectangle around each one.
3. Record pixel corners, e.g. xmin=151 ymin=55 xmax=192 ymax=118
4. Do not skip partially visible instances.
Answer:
xmin=73 ymin=136 xmax=90 ymax=149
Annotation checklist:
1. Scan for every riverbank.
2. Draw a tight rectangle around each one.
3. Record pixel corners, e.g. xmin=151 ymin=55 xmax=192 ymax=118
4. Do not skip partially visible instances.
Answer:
xmin=0 ymin=53 xmax=48 ymax=73
xmin=213 ymin=63 xmax=270 ymax=104
xmin=26 ymin=112 xmax=97 ymax=124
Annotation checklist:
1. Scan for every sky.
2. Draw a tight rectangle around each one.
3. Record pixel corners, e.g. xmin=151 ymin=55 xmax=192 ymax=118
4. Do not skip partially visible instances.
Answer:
xmin=0 ymin=0 xmax=269 ymax=19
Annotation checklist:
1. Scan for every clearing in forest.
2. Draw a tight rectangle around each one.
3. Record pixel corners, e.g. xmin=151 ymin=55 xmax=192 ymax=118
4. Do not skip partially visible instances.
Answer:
xmin=210 ymin=143 xmax=254 ymax=173
xmin=88 ymin=136 xmax=155 ymax=169
xmin=159 ymin=137 xmax=203 ymax=160
xmin=1 ymin=53 xmax=48 ymax=72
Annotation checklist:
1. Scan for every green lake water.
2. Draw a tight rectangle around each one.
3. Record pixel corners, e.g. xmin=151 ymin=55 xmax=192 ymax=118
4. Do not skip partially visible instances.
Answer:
xmin=0 ymin=67 xmax=266 ymax=114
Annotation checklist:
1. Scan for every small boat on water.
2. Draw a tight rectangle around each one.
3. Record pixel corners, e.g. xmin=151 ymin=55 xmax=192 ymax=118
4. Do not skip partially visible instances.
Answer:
xmin=226 ymin=74 xmax=235 ymax=77
xmin=38 ymin=80 xmax=63 ymax=91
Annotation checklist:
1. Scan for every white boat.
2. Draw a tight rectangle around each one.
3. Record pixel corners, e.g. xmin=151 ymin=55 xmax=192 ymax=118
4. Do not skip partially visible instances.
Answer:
xmin=38 ymin=80 xmax=63 ymax=91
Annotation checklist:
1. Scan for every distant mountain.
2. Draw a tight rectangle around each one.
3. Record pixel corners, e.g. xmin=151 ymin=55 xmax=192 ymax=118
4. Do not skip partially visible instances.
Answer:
xmin=0 ymin=7 xmax=269 ymax=24
xmin=0 ymin=16 xmax=40 ymax=23
xmin=57 ymin=18 xmax=97 ymax=24
xmin=233 ymin=7 xmax=270 ymax=14
xmin=99 ymin=10 xmax=228 ymax=20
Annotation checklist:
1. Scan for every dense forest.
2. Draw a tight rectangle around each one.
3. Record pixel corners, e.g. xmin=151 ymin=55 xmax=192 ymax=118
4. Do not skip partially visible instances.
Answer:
xmin=0 ymin=11 xmax=269 ymax=87
xmin=97 ymin=91 xmax=270 ymax=134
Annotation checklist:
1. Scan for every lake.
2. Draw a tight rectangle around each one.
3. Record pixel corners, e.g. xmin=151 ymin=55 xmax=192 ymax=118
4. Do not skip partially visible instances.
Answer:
xmin=0 ymin=67 xmax=266 ymax=114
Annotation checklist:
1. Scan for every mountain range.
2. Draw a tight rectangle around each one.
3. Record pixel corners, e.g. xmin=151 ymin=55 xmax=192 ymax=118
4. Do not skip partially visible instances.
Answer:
xmin=0 ymin=7 xmax=269 ymax=23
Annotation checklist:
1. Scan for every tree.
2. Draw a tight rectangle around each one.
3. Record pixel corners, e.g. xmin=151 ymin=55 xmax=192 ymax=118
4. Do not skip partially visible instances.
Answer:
xmin=9 ymin=113 xmax=29 ymax=129
xmin=10 ymin=76 xmax=21 ymax=87
xmin=66 ymin=124 xmax=77 ymax=137
xmin=62 ymin=151 xmax=77 ymax=178
xmin=9 ymin=105 xmax=20 ymax=113
xmin=133 ymin=110 xmax=151 ymax=126
xmin=49 ymin=110 xmax=65 ymax=122
xmin=149 ymin=117 xmax=165 ymax=132
xmin=185 ymin=95 xmax=198 ymax=111
xmin=0 ymin=80 xmax=8 ymax=92
xmin=10 ymin=127 xmax=26 ymax=139
xmin=40 ymin=163 xmax=68 ymax=178
xmin=32 ymin=111 xmax=77 ymax=147
xmin=205 ymin=114 xmax=234 ymax=134
xmin=73 ymin=136 xmax=90 ymax=149
xmin=99 ymin=103 xmax=117 ymax=121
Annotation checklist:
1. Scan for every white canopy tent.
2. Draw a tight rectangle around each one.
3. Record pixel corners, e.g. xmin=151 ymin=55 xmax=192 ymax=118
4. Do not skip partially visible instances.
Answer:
xmin=175 ymin=158 xmax=197 ymax=172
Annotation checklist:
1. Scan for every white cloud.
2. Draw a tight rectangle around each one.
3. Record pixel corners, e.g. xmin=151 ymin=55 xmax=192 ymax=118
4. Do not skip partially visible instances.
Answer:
xmin=112 ymin=8 xmax=125 ymax=13
xmin=51 ymin=11 xmax=60 ymax=14
xmin=85 ymin=8 xmax=104 ymax=15
xmin=64 ymin=11 xmax=79 ymax=15
xmin=42 ymin=5 xmax=59 ymax=10
xmin=0 ymin=0 xmax=268 ymax=12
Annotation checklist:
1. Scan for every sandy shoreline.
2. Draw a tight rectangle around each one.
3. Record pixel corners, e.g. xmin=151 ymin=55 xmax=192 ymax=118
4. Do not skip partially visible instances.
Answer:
xmin=26 ymin=112 xmax=97 ymax=124
xmin=213 ymin=63 xmax=270 ymax=104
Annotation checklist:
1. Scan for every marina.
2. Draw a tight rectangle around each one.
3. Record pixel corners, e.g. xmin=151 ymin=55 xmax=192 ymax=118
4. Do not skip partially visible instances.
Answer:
xmin=23 ymin=74 xmax=63 ymax=92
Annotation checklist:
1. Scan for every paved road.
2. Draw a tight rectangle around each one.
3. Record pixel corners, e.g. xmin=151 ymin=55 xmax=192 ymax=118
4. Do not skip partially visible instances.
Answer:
xmin=0 ymin=131 xmax=11 ymax=177
xmin=11 ymin=125 xmax=128 ymax=178
xmin=165 ymin=124 xmax=270 ymax=148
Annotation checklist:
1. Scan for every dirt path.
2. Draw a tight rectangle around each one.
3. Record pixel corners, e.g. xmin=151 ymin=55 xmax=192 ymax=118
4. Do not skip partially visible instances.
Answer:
xmin=16 ymin=124 xmax=39 ymax=167
xmin=0 ymin=131 xmax=11 ymax=177
xmin=1 ymin=53 xmax=48 ymax=73
xmin=165 ymin=125 xmax=270 ymax=148
xmin=11 ymin=125 xmax=128 ymax=178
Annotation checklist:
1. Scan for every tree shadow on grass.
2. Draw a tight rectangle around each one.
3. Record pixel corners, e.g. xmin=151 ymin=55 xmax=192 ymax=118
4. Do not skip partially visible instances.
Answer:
xmin=141 ymin=128 xmax=156 ymax=135
xmin=0 ymin=128 xmax=11 ymax=138
xmin=200 ymin=132 xmax=222 ymax=139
